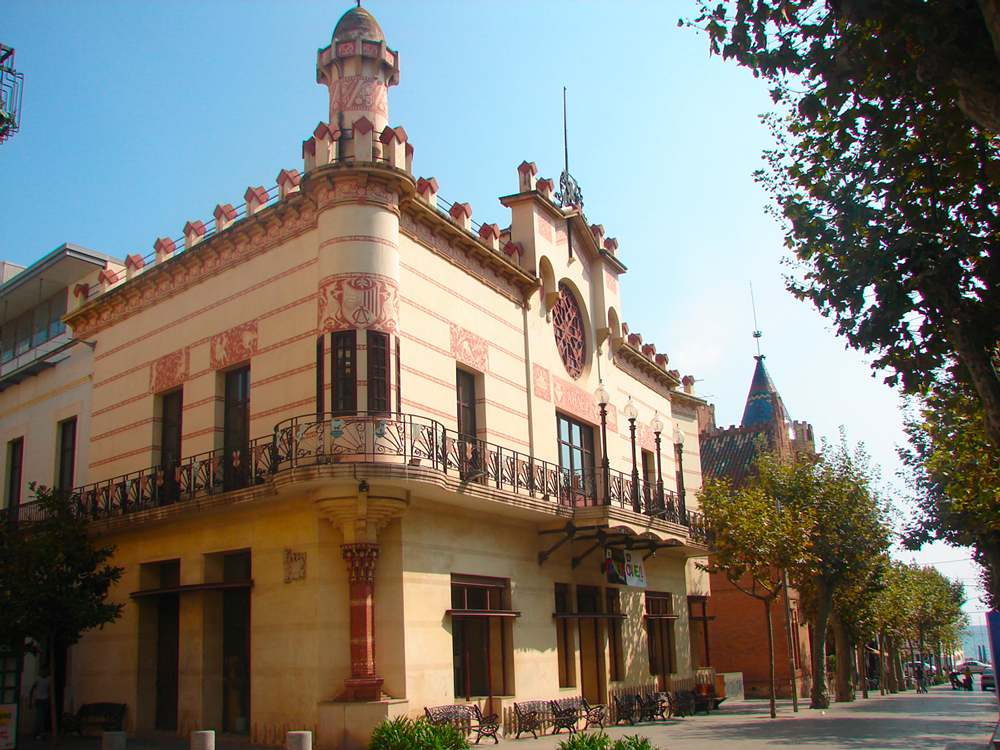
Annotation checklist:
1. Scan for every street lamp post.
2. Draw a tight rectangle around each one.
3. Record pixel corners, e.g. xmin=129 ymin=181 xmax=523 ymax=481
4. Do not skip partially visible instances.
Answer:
xmin=625 ymin=397 xmax=640 ymax=512
xmin=673 ymin=425 xmax=686 ymax=524
xmin=595 ymin=383 xmax=611 ymax=505
xmin=651 ymin=412 xmax=664 ymax=514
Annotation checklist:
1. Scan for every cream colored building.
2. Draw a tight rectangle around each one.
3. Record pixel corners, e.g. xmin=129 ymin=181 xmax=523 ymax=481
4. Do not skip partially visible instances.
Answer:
xmin=1 ymin=7 xmax=713 ymax=749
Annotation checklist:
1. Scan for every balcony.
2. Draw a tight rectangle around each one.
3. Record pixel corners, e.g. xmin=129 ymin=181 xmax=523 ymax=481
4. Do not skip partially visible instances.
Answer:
xmin=3 ymin=412 xmax=712 ymax=545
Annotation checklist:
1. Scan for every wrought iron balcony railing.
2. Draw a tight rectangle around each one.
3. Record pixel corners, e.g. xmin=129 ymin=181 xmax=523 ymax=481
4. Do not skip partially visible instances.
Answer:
xmin=2 ymin=411 xmax=711 ymax=543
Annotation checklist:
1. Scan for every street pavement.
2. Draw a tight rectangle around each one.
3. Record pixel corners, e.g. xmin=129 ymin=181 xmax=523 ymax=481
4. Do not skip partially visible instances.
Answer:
xmin=14 ymin=683 xmax=1000 ymax=750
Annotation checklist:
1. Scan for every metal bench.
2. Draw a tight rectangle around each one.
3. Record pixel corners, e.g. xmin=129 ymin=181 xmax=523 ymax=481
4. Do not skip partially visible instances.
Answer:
xmin=61 ymin=703 xmax=127 ymax=736
xmin=423 ymin=704 xmax=500 ymax=744
xmin=638 ymin=693 xmax=670 ymax=722
xmin=549 ymin=697 xmax=605 ymax=734
xmin=513 ymin=700 xmax=550 ymax=739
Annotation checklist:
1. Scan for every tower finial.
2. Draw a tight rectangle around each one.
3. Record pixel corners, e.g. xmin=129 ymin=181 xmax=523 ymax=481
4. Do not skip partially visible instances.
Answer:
xmin=750 ymin=281 xmax=764 ymax=361
xmin=555 ymin=87 xmax=583 ymax=210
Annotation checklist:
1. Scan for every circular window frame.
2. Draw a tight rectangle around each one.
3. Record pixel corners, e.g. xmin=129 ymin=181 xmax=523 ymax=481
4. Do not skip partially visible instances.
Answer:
xmin=552 ymin=282 xmax=586 ymax=379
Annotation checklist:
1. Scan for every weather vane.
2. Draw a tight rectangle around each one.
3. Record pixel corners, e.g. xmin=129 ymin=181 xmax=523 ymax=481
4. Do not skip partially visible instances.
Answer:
xmin=750 ymin=281 xmax=764 ymax=360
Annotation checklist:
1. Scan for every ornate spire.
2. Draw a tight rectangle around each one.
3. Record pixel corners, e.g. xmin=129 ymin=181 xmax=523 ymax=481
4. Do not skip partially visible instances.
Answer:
xmin=740 ymin=357 xmax=790 ymax=428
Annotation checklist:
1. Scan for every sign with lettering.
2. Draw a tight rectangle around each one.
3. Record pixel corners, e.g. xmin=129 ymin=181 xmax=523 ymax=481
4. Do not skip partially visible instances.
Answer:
xmin=0 ymin=704 xmax=17 ymax=750
xmin=603 ymin=548 xmax=646 ymax=588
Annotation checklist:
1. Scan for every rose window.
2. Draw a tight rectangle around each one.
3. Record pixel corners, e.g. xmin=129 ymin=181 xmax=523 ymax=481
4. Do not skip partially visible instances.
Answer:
xmin=553 ymin=283 xmax=586 ymax=379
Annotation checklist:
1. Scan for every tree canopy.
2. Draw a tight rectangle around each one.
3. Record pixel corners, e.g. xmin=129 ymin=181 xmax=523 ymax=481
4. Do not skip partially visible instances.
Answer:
xmin=901 ymin=372 xmax=1000 ymax=609
xmin=0 ymin=485 xmax=123 ymax=748
xmin=689 ymin=1 xmax=1000 ymax=451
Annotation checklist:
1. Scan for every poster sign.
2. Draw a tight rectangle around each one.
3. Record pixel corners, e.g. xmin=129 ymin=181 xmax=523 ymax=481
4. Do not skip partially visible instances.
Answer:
xmin=0 ymin=704 xmax=16 ymax=750
xmin=603 ymin=549 xmax=646 ymax=588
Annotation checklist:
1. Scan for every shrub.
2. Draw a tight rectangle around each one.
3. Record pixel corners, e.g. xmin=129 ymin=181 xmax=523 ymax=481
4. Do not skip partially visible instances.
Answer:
xmin=556 ymin=733 xmax=658 ymax=750
xmin=368 ymin=716 xmax=469 ymax=750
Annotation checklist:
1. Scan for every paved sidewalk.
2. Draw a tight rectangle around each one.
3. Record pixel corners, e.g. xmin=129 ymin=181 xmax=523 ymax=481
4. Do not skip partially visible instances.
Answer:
xmin=12 ymin=684 xmax=1000 ymax=750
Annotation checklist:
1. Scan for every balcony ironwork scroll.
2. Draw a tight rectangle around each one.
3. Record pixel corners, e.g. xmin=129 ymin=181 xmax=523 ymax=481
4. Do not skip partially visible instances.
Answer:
xmin=5 ymin=412 xmax=708 ymax=545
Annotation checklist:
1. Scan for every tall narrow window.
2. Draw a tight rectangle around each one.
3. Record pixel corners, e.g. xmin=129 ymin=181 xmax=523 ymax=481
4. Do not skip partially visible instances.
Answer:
xmin=367 ymin=331 xmax=389 ymax=413
xmin=160 ymin=390 xmax=183 ymax=504
xmin=315 ymin=336 xmax=325 ymax=416
xmin=332 ymin=331 xmax=357 ymax=414
xmin=58 ymin=417 xmax=77 ymax=491
xmin=449 ymin=574 xmax=515 ymax=707
xmin=606 ymin=589 xmax=624 ymax=682
xmin=456 ymin=369 xmax=483 ymax=480
xmin=554 ymin=583 xmax=576 ymax=688
xmin=645 ymin=591 xmax=677 ymax=689
xmin=6 ymin=437 xmax=23 ymax=511
xmin=687 ymin=596 xmax=712 ymax=669
xmin=223 ymin=367 xmax=251 ymax=490
xmin=395 ymin=338 xmax=401 ymax=415
xmin=557 ymin=413 xmax=595 ymax=505
xmin=641 ymin=450 xmax=656 ymax=513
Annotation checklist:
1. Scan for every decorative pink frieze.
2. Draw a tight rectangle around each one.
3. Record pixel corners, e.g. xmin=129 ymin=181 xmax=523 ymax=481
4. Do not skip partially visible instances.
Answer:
xmin=318 ymin=180 xmax=396 ymax=210
xmin=537 ymin=215 xmax=553 ymax=242
xmin=478 ymin=223 xmax=500 ymax=250
xmin=449 ymin=202 xmax=472 ymax=230
xmin=318 ymin=273 xmax=399 ymax=334
xmin=210 ymin=321 xmax=259 ymax=370
xmin=361 ymin=42 xmax=381 ymax=58
xmin=245 ymin=186 xmax=269 ymax=217
xmin=605 ymin=268 xmax=618 ymax=295
xmin=150 ymin=348 xmax=189 ymax=393
xmin=518 ymin=161 xmax=537 ymax=193
xmin=450 ymin=324 xmax=489 ymax=372
xmin=336 ymin=41 xmax=356 ymax=56
xmin=552 ymin=377 xmax=599 ymax=425
xmin=536 ymin=178 xmax=554 ymax=202
xmin=532 ymin=364 xmax=551 ymax=402
xmin=277 ymin=169 xmax=301 ymax=200
xmin=330 ymin=77 xmax=388 ymax=119
xmin=154 ymin=237 xmax=176 ymax=265
xmin=416 ymin=177 xmax=438 ymax=206
xmin=214 ymin=203 xmax=238 ymax=233
xmin=125 ymin=254 xmax=145 ymax=281
xmin=98 ymin=267 xmax=119 ymax=294
xmin=183 ymin=220 xmax=207 ymax=250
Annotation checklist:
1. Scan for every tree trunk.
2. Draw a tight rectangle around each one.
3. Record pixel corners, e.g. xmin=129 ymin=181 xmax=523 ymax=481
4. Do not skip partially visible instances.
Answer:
xmin=764 ymin=597 xmax=777 ymax=719
xmin=809 ymin=577 xmax=832 ymax=709
xmin=887 ymin=638 xmax=899 ymax=693
xmin=831 ymin=611 xmax=855 ymax=702
xmin=878 ymin=630 xmax=885 ymax=695
xmin=859 ymin=643 xmax=869 ymax=699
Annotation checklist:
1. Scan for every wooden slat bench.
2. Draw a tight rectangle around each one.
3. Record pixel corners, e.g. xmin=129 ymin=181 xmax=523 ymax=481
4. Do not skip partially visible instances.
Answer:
xmin=424 ymin=704 xmax=500 ymax=744
xmin=61 ymin=703 xmax=127 ymax=736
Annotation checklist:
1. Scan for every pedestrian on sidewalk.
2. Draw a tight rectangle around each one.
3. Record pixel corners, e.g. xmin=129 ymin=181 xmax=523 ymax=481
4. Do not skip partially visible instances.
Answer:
xmin=28 ymin=667 xmax=51 ymax=740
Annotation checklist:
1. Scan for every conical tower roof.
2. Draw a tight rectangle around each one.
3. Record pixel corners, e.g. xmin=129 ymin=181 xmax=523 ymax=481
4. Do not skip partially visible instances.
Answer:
xmin=740 ymin=356 xmax=790 ymax=428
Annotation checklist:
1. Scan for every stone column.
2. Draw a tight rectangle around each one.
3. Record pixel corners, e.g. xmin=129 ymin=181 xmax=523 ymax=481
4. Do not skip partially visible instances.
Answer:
xmin=341 ymin=542 xmax=383 ymax=701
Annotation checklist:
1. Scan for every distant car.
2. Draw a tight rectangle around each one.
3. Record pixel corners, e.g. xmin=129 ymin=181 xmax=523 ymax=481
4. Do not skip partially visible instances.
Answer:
xmin=956 ymin=660 xmax=990 ymax=675
xmin=982 ymin=667 xmax=995 ymax=691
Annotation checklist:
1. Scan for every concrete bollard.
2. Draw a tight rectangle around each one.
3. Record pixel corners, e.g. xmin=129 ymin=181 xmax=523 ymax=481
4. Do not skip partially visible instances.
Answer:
xmin=191 ymin=730 xmax=215 ymax=750
xmin=102 ymin=731 xmax=127 ymax=750
xmin=286 ymin=731 xmax=312 ymax=750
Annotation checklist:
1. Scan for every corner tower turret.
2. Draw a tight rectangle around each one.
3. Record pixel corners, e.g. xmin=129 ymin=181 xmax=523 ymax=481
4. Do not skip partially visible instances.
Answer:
xmin=317 ymin=5 xmax=400 ymax=135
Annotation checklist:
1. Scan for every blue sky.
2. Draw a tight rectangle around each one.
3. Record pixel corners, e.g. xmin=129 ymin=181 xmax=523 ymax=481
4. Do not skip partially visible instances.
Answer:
xmin=1 ymin=1 xmax=986 ymax=627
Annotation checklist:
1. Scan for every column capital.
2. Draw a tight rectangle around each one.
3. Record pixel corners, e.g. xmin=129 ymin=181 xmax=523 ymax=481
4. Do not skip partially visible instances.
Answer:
xmin=341 ymin=542 xmax=379 ymax=585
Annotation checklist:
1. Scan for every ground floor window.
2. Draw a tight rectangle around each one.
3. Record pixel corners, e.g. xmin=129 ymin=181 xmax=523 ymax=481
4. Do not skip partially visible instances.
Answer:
xmin=606 ymin=588 xmax=624 ymax=682
xmin=645 ymin=591 xmax=677 ymax=687
xmin=448 ymin=574 xmax=516 ymax=701
xmin=554 ymin=583 xmax=576 ymax=688
xmin=688 ymin=595 xmax=713 ymax=669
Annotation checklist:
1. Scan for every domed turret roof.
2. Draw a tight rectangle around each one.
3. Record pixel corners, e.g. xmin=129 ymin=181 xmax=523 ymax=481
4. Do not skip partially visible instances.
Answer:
xmin=333 ymin=6 xmax=384 ymax=43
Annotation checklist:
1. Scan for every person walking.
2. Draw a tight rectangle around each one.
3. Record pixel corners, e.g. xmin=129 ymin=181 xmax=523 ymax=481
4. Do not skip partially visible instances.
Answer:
xmin=28 ymin=667 xmax=51 ymax=740
xmin=963 ymin=666 xmax=973 ymax=691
